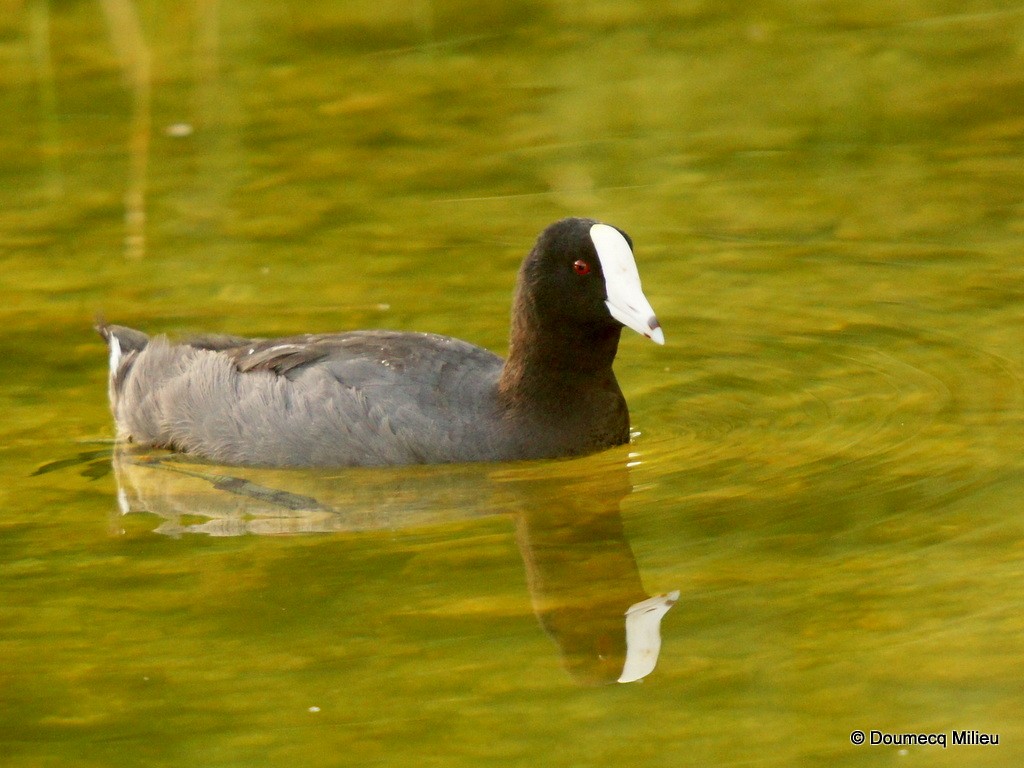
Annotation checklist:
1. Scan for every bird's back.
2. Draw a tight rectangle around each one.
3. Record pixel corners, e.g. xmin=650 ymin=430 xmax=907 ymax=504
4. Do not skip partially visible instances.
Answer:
xmin=102 ymin=326 xmax=506 ymax=466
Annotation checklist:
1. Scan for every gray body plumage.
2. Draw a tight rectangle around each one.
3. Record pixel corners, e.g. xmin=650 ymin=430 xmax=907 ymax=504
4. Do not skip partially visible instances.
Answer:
xmin=104 ymin=327 xmax=512 ymax=466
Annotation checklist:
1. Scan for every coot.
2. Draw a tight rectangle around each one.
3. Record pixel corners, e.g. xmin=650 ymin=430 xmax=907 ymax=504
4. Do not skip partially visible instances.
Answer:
xmin=99 ymin=217 xmax=663 ymax=466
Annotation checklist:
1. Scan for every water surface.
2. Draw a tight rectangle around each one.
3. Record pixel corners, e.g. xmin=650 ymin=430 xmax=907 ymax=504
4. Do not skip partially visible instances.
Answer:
xmin=2 ymin=2 xmax=1023 ymax=766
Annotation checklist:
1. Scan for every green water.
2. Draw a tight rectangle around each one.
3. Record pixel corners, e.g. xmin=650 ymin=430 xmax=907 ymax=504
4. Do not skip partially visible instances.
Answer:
xmin=3 ymin=1 xmax=1024 ymax=765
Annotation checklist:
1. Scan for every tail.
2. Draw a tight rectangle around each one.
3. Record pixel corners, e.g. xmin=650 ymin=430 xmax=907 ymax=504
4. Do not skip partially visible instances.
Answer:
xmin=96 ymin=321 xmax=150 ymax=405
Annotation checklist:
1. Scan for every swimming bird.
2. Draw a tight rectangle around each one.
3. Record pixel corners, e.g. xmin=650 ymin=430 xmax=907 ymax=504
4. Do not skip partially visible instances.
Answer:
xmin=98 ymin=217 xmax=663 ymax=467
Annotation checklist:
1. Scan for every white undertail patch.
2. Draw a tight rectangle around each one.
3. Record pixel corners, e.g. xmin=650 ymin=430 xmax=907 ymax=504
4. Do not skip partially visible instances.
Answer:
xmin=108 ymin=334 xmax=123 ymax=379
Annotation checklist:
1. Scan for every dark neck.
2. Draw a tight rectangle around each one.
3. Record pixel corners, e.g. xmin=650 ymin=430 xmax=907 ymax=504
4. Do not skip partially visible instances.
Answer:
xmin=498 ymin=292 xmax=623 ymax=407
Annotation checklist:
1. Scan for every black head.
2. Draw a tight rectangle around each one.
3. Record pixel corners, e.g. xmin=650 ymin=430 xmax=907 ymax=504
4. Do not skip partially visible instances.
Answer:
xmin=515 ymin=217 xmax=663 ymax=344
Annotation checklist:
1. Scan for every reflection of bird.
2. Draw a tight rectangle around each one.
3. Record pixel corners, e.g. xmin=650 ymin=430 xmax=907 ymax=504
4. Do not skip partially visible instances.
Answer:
xmin=513 ymin=470 xmax=677 ymax=685
xmin=98 ymin=218 xmax=663 ymax=466
xmin=110 ymin=447 xmax=679 ymax=684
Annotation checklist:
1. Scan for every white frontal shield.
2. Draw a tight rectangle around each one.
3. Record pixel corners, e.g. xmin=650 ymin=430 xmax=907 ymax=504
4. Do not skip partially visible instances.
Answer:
xmin=589 ymin=224 xmax=664 ymax=344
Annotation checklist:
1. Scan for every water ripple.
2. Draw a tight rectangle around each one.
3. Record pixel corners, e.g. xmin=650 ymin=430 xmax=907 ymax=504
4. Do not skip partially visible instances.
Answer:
xmin=634 ymin=321 xmax=1024 ymax=512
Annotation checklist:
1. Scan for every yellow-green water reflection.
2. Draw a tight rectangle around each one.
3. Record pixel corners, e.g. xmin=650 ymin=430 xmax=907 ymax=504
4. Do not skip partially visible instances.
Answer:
xmin=3 ymin=1 xmax=1024 ymax=766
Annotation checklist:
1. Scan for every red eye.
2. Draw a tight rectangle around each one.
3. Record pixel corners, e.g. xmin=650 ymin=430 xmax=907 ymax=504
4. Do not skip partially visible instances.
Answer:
xmin=573 ymin=259 xmax=591 ymax=276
